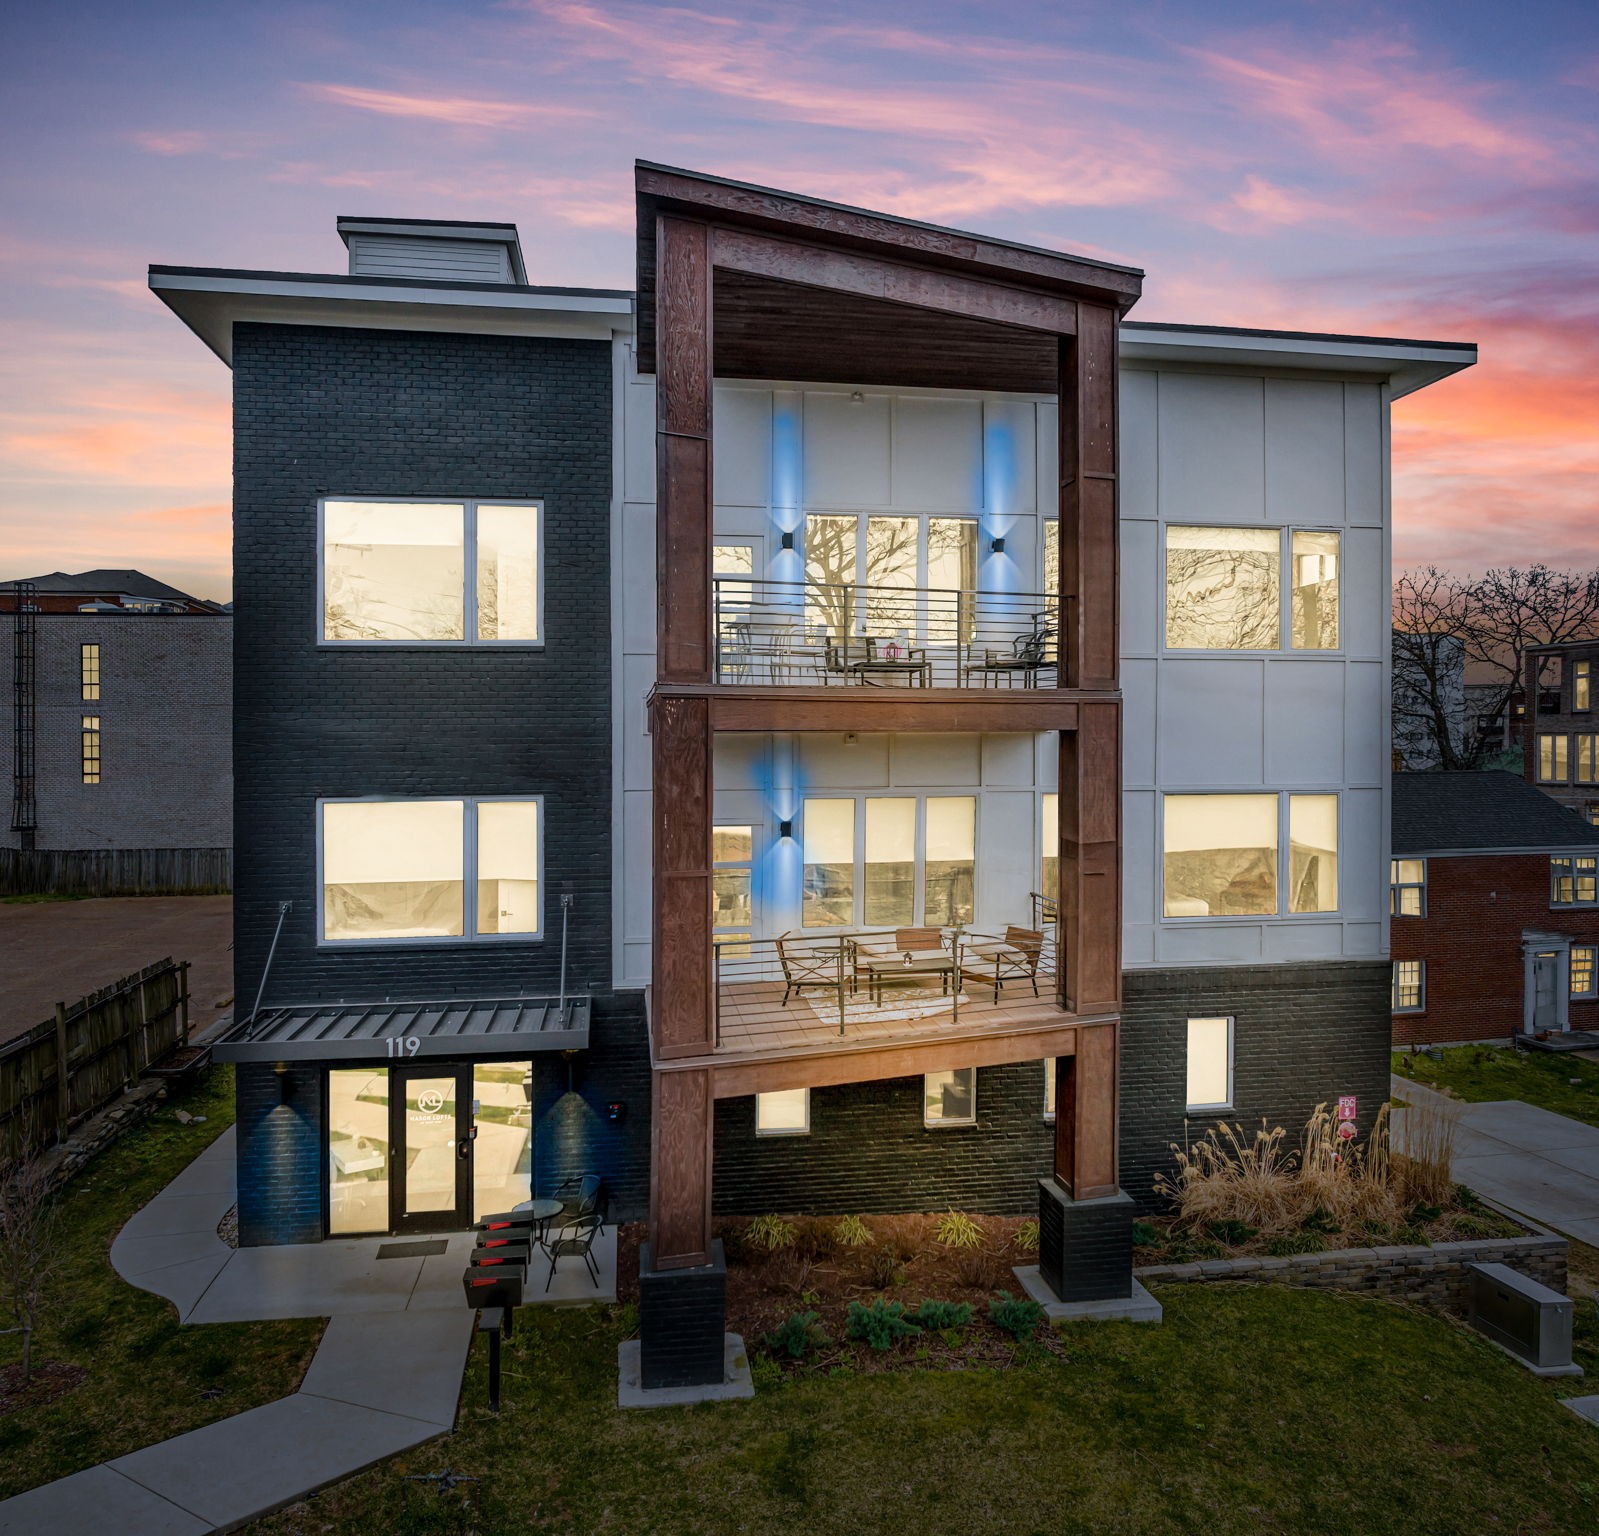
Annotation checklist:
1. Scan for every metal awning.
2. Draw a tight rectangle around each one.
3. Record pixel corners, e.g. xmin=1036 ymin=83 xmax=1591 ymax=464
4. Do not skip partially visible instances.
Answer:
xmin=213 ymin=996 xmax=590 ymax=1064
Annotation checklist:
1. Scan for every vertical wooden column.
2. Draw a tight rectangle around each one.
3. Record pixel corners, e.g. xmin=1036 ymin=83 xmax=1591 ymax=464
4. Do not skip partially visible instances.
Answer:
xmin=1055 ymin=302 xmax=1122 ymax=1200
xmin=649 ymin=212 xmax=717 ymax=1270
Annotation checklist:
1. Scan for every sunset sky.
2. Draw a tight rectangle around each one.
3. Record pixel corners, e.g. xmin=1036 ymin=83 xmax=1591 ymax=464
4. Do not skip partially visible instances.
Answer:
xmin=2 ymin=1 xmax=1595 ymax=602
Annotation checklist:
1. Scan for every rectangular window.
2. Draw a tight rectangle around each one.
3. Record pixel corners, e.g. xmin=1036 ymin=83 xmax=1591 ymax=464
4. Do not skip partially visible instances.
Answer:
xmin=321 ymin=498 xmax=540 ymax=644
xmin=1041 ymin=792 xmax=1058 ymax=899
xmin=1288 ymin=794 xmax=1339 ymax=913
xmin=1166 ymin=526 xmax=1280 ymax=650
xmin=1551 ymin=855 xmax=1599 ymax=907
xmin=1043 ymin=1058 xmax=1057 ymax=1122
xmin=1586 ymin=805 xmax=1599 ymax=828
xmin=755 ymin=1088 xmax=810 ymax=1136
xmin=923 ymin=1067 xmax=976 ymax=1127
xmin=802 ymin=798 xmax=856 ymax=928
xmin=923 ymin=796 xmax=976 ymax=927
xmin=1185 ymin=1016 xmax=1233 ymax=1111
xmin=712 ymin=824 xmax=754 ymax=954
xmin=1290 ymin=531 xmax=1340 ymax=650
xmin=1390 ymin=858 xmax=1426 ymax=917
xmin=1576 ymin=736 xmax=1599 ymax=785
xmin=472 ymin=1061 xmax=533 ymax=1220
xmin=864 ymin=798 xmax=916 ymax=926
xmin=1571 ymin=947 xmax=1597 ymax=1001
xmin=320 ymin=797 xmax=540 ymax=943
xmin=1392 ymin=960 xmax=1425 ymax=1012
xmin=80 ymin=643 xmax=100 ymax=701
xmin=80 ymin=715 xmax=100 ymax=784
xmin=1043 ymin=519 xmax=1059 ymax=597
xmin=1578 ymin=661 xmax=1592 ymax=713
xmin=1538 ymin=734 xmax=1569 ymax=783
xmin=1163 ymin=793 xmax=1279 ymax=917
xmin=328 ymin=1067 xmax=391 ymax=1235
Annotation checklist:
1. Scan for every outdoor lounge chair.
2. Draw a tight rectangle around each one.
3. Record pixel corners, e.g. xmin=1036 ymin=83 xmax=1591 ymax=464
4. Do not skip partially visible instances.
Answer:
xmin=548 ymin=1172 xmax=608 ymax=1237
xmin=959 ymin=925 xmax=1044 ymax=1004
xmin=775 ymin=931 xmax=846 ymax=1004
xmin=544 ymin=1213 xmax=604 ymax=1292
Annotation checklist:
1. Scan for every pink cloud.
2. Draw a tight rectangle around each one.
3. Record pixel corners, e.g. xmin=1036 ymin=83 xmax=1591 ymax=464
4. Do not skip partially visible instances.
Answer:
xmin=4 ymin=386 xmax=229 ymax=487
xmin=299 ymin=82 xmax=598 ymax=129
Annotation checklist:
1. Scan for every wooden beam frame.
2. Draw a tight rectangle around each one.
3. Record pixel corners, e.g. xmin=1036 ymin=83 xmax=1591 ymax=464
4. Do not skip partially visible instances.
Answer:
xmin=650 ymin=684 xmax=1087 ymax=735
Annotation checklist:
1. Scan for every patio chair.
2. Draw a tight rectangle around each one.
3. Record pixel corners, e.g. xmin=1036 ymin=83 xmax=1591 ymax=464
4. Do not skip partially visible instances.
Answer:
xmin=959 ymin=925 xmax=1044 ymax=1004
xmin=548 ymin=1172 xmax=608 ymax=1237
xmin=776 ymin=931 xmax=845 ymax=1005
xmin=544 ymin=1213 xmax=604 ymax=1292
xmin=852 ymin=927 xmax=951 ymax=1000
xmin=962 ymin=627 xmax=1052 ymax=687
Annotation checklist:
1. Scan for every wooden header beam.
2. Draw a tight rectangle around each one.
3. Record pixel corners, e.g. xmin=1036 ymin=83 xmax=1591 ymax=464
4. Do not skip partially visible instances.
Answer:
xmin=649 ymin=684 xmax=1087 ymax=735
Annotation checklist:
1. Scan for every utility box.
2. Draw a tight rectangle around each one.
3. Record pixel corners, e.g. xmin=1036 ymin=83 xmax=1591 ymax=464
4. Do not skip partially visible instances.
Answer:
xmin=1466 ymin=1262 xmax=1582 ymax=1377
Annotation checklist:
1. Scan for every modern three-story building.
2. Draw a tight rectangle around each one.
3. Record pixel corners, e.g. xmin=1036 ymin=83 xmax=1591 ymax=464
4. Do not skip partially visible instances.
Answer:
xmin=153 ymin=166 xmax=1474 ymax=1389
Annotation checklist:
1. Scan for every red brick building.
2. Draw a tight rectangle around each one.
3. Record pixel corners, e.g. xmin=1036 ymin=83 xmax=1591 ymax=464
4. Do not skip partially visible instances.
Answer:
xmin=1 ymin=569 xmax=223 ymax=615
xmin=1523 ymin=638 xmax=1599 ymax=825
xmin=1391 ymin=770 xmax=1599 ymax=1045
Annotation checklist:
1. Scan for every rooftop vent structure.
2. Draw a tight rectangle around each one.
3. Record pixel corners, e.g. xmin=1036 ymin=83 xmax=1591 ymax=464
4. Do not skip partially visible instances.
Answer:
xmin=336 ymin=217 xmax=527 ymax=285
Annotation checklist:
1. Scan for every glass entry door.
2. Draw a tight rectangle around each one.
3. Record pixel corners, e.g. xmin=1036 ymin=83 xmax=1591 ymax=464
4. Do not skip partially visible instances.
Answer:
xmin=394 ymin=1064 xmax=471 ymax=1233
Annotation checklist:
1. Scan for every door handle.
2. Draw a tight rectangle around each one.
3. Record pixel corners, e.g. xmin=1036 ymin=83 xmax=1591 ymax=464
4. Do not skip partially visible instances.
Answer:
xmin=457 ymin=1137 xmax=472 ymax=1160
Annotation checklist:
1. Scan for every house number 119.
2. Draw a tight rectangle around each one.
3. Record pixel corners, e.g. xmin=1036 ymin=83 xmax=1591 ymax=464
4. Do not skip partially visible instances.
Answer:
xmin=385 ymin=1037 xmax=422 ymax=1058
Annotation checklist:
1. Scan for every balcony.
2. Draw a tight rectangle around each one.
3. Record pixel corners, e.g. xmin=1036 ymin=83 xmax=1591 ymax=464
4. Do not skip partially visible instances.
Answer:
xmin=713 ymin=577 xmax=1058 ymax=690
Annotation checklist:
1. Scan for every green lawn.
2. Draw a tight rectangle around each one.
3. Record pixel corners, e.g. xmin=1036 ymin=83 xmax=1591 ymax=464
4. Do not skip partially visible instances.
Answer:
xmin=0 ymin=1065 xmax=323 ymax=1499
xmin=253 ymin=1286 xmax=1599 ymax=1536
xmin=1393 ymin=1043 xmax=1599 ymax=1128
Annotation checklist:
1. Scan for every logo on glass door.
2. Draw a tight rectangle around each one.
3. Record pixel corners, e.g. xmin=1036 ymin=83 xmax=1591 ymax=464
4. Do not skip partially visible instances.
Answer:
xmin=415 ymin=1088 xmax=447 ymax=1116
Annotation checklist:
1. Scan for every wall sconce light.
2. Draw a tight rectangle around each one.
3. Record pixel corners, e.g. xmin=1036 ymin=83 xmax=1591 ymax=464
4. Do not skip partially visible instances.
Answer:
xmin=273 ymin=1061 xmax=294 ymax=1103
xmin=778 ymin=818 xmax=794 ymax=839
xmin=780 ymin=530 xmax=795 ymax=550
xmin=990 ymin=536 xmax=1006 ymax=554
xmin=849 ymin=390 xmax=865 ymax=405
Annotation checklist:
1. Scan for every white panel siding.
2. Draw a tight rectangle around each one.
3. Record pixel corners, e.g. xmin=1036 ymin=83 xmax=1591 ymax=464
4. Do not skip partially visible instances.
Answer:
xmin=803 ymin=391 xmax=892 ymax=507
xmin=1265 ymin=378 xmax=1345 ymax=526
xmin=1263 ymin=663 xmax=1345 ymax=783
xmin=892 ymin=396 xmax=983 ymax=511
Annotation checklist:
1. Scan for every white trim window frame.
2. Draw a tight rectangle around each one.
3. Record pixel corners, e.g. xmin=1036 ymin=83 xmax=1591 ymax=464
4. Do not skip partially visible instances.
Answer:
xmin=1550 ymin=853 xmax=1599 ymax=908
xmin=1392 ymin=959 xmax=1426 ymax=1013
xmin=1184 ymin=1015 xmax=1235 ymax=1112
xmin=1159 ymin=789 xmax=1342 ymax=921
xmin=317 ymin=496 xmax=544 ymax=647
xmin=1571 ymin=945 xmax=1598 ymax=1001
xmin=1160 ymin=524 xmax=1343 ymax=656
xmin=316 ymin=794 xmax=544 ymax=947
xmin=923 ymin=1066 xmax=977 ymax=1128
xmin=1390 ymin=857 xmax=1426 ymax=917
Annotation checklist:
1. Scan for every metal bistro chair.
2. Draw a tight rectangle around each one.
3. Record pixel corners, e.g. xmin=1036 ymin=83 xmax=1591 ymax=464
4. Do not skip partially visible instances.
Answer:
xmin=548 ymin=1172 xmax=608 ymax=1238
xmin=959 ymin=925 xmax=1045 ymax=1004
xmin=775 ymin=932 xmax=844 ymax=1005
xmin=544 ymin=1213 xmax=604 ymax=1292
xmin=963 ymin=613 xmax=1056 ymax=688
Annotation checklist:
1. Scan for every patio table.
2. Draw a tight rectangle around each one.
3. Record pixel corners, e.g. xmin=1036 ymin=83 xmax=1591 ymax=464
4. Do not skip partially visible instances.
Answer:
xmin=522 ymin=1197 xmax=565 ymax=1246
xmin=858 ymin=947 xmax=956 ymax=1004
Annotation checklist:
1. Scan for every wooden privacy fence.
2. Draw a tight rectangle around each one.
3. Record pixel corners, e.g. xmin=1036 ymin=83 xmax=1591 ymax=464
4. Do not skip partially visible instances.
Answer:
xmin=0 ymin=847 xmax=232 ymax=896
xmin=0 ymin=958 xmax=191 ymax=1160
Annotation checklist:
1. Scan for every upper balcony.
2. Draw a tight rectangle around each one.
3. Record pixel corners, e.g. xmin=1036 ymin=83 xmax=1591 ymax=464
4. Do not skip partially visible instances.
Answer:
xmin=713 ymin=576 xmax=1057 ymax=690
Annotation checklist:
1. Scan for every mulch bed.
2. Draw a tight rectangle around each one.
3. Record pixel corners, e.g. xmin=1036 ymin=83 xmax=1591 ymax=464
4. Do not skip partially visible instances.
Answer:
xmin=0 ymin=1359 xmax=87 ymax=1414
xmin=617 ymin=1214 xmax=1073 ymax=1372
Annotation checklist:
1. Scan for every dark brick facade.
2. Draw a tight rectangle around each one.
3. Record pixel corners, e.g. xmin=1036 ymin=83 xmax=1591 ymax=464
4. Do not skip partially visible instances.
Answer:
xmin=1390 ymin=852 xmax=1599 ymax=1045
xmin=639 ymin=1240 xmax=728 ymax=1388
xmin=229 ymin=321 xmax=633 ymax=1240
xmin=236 ymin=1060 xmax=325 ymax=1245
xmin=1038 ymin=1185 xmax=1135 ymax=1301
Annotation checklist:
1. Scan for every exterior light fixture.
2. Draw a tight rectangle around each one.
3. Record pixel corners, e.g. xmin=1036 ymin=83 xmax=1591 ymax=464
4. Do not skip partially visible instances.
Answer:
xmin=849 ymin=390 xmax=865 ymax=405
xmin=781 ymin=530 xmax=795 ymax=550
xmin=273 ymin=1060 xmax=294 ymax=1103
xmin=990 ymin=536 xmax=1006 ymax=554
xmin=778 ymin=818 xmax=794 ymax=839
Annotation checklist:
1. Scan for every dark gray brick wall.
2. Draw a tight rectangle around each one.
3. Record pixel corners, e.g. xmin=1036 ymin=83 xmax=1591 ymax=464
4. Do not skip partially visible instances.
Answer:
xmin=230 ymin=322 xmax=614 ymax=1007
xmin=236 ymin=1061 xmax=324 ymax=1245
xmin=639 ymin=1239 xmax=728 ymax=1388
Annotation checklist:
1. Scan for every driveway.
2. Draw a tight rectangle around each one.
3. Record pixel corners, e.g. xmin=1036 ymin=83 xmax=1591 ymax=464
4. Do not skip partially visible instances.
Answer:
xmin=0 ymin=894 xmax=233 ymax=1045
xmin=1392 ymin=1075 xmax=1599 ymax=1247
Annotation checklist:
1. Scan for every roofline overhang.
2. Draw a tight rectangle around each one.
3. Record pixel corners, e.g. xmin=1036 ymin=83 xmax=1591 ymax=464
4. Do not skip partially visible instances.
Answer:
xmin=1391 ymin=844 xmax=1599 ymax=859
xmin=147 ymin=266 xmax=633 ymax=365
xmin=335 ymin=216 xmax=529 ymax=284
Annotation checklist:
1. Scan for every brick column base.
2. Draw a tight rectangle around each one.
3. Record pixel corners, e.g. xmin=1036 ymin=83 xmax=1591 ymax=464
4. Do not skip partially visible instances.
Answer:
xmin=639 ymin=1239 xmax=728 ymax=1389
xmin=1037 ymin=1181 xmax=1135 ymax=1303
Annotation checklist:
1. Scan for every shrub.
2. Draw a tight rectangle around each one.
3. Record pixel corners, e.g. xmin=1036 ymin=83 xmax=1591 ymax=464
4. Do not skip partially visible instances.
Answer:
xmin=765 ymin=1310 xmax=829 ymax=1360
xmin=833 ymin=1214 xmax=872 ymax=1248
xmin=1013 ymin=1218 xmax=1040 ymax=1254
xmin=1264 ymin=1231 xmax=1327 ymax=1257
xmin=793 ymin=1216 xmax=839 ymax=1261
xmin=987 ymin=1292 xmax=1045 ymax=1342
xmin=879 ymin=1214 xmax=927 ymax=1263
xmin=1131 ymin=1220 xmax=1158 ymax=1247
xmin=866 ymin=1244 xmax=902 ymax=1290
xmin=1154 ymin=1121 xmax=1296 ymax=1232
xmin=1451 ymin=1212 xmax=1503 ymax=1239
xmin=746 ymin=1214 xmax=797 ymax=1252
xmin=845 ymin=1298 xmax=922 ymax=1350
xmin=1407 ymin=1202 xmax=1444 ymax=1225
xmin=1301 ymin=1206 xmax=1338 ymax=1234
xmin=1205 ymin=1218 xmax=1258 ymax=1246
xmin=953 ymin=1247 xmax=1004 ymax=1290
xmin=765 ymin=1248 xmax=815 ymax=1296
xmin=913 ymin=1299 xmax=974 ymax=1331
xmin=934 ymin=1210 xmax=984 ymax=1250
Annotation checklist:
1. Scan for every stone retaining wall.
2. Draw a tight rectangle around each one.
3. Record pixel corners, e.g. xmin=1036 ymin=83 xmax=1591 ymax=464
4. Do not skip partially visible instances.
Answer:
xmin=1137 ymin=1217 xmax=1567 ymax=1311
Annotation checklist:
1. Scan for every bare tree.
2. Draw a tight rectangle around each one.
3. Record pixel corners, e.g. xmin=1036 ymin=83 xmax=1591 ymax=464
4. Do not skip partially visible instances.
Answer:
xmin=0 ymin=1138 xmax=61 ymax=1387
xmin=1393 ymin=568 xmax=1476 ymax=769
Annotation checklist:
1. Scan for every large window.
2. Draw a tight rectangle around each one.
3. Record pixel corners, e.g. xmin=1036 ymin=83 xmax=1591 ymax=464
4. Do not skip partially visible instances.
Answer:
xmin=80 ymin=642 xmax=100 ymax=700
xmin=1185 ymin=1017 xmax=1233 ymax=1111
xmin=1041 ymin=792 xmax=1058 ymax=899
xmin=803 ymin=794 xmax=976 ymax=929
xmin=1163 ymin=794 xmax=1278 ymax=917
xmin=1571 ymin=947 xmax=1597 ymax=1001
xmin=1392 ymin=960 xmax=1425 ymax=1012
xmin=320 ymin=797 xmax=540 ymax=943
xmin=755 ymin=1088 xmax=810 ymax=1136
xmin=1043 ymin=1057 xmax=1057 ymax=1121
xmin=1538 ymin=734 xmax=1569 ymax=783
xmin=1577 ymin=660 xmax=1592 ymax=712
xmin=1390 ymin=859 xmax=1426 ymax=916
xmin=1576 ymin=736 xmax=1599 ymax=785
xmin=923 ymin=1067 xmax=976 ymax=1127
xmin=1551 ymin=854 xmax=1599 ymax=908
xmin=80 ymin=715 xmax=100 ymax=784
xmin=712 ymin=824 xmax=754 ymax=953
xmin=1165 ymin=527 xmax=1340 ymax=651
xmin=473 ymin=1061 xmax=533 ymax=1220
xmin=321 ymin=498 xmax=540 ymax=644
xmin=803 ymin=513 xmax=977 ymax=640
xmin=328 ymin=1067 xmax=391 ymax=1235
xmin=1288 ymin=794 xmax=1339 ymax=913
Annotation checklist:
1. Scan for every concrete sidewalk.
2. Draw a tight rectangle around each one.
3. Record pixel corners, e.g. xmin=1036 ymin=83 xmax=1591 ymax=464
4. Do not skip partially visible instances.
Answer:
xmin=1392 ymin=1074 xmax=1599 ymax=1246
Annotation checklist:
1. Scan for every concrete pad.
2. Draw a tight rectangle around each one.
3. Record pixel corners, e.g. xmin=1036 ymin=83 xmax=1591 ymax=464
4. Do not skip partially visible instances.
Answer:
xmin=407 ymin=1231 xmax=483 ymax=1308
xmin=187 ymin=1240 xmax=424 ymax=1323
xmin=0 ymin=1463 xmax=211 ymax=1536
xmin=158 ymin=1132 xmax=237 ymax=1198
xmin=126 ymin=1252 xmax=234 ymax=1321
xmin=111 ymin=1230 xmax=230 ymax=1279
xmin=108 ymin=1393 xmax=446 ymax=1530
xmin=1451 ymin=1154 xmax=1599 ymax=1226
xmin=1563 ymin=1395 xmax=1599 ymax=1427
xmin=300 ymin=1309 xmax=470 ymax=1426
xmin=525 ymin=1226 xmax=620 ymax=1306
xmin=617 ymin=1335 xmax=755 ymax=1409
xmin=1014 ymin=1266 xmax=1164 ymax=1324
xmin=1536 ymin=1143 xmax=1599 ymax=1179
xmin=1462 ymin=1101 xmax=1599 ymax=1150
xmin=119 ymin=1193 xmax=232 ymax=1240
xmin=1555 ymin=1217 xmax=1599 ymax=1246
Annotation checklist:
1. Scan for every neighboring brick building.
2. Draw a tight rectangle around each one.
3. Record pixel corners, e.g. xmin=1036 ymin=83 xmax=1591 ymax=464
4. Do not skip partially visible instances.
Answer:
xmin=1390 ymin=770 xmax=1599 ymax=1045
xmin=1 ymin=568 xmax=225 ymax=615
xmin=1 ymin=603 xmax=231 ymax=893
xmin=1524 ymin=638 xmax=1599 ymax=823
